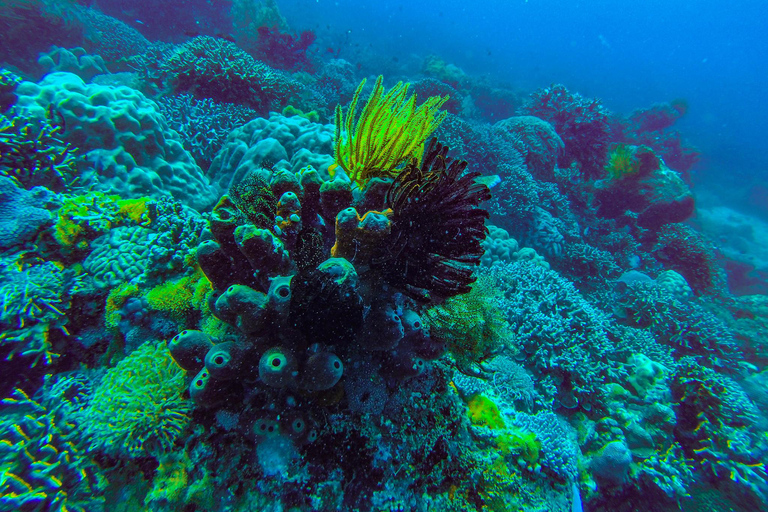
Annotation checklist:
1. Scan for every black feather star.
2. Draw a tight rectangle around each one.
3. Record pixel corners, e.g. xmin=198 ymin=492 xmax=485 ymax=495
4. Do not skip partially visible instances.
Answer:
xmin=372 ymin=138 xmax=491 ymax=302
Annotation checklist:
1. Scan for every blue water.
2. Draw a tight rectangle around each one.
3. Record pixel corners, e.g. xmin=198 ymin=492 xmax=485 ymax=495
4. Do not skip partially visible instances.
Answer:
xmin=279 ymin=0 xmax=768 ymax=193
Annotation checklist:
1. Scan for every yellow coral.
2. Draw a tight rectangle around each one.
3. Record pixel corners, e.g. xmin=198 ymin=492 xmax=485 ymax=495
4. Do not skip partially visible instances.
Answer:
xmin=330 ymin=75 xmax=449 ymax=187
xmin=497 ymin=428 xmax=541 ymax=465
xmin=424 ymin=275 xmax=510 ymax=375
xmin=605 ymin=144 xmax=636 ymax=180
xmin=467 ymin=394 xmax=506 ymax=430
xmin=105 ymin=282 xmax=139 ymax=329
xmin=117 ymin=198 xmax=152 ymax=226
xmin=146 ymin=451 xmax=190 ymax=504
xmin=79 ymin=340 xmax=191 ymax=458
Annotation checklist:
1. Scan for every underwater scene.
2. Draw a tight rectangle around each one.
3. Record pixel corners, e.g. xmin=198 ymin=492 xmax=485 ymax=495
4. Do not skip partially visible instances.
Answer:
xmin=1 ymin=0 xmax=767 ymax=511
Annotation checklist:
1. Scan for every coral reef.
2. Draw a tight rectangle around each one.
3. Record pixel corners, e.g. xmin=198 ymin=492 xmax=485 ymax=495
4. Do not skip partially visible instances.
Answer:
xmin=75 ymin=341 xmax=191 ymax=459
xmin=207 ymin=111 xmax=335 ymax=194
xmin=521 ymin=83 xmax=612 ymax=179
xmin=161 ymin=35 xmax=301 ymax=112
xmin=12 ymin=72 xmax=217 ymax=210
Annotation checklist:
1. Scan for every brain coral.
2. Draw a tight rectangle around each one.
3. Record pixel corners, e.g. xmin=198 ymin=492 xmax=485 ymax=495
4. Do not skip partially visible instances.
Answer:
xmin=11 ymin=72 xmax=217 ymax=211
xmin=83 ymin=226 xmax=156 ymax=289
xmin=207 ymin=112 xmax=335 ymax=194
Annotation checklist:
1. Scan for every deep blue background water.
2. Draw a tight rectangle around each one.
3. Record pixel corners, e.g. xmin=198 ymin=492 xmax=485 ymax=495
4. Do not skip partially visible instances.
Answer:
xmin=278 ymin=0 xmax=768 ymax=204
xmin=98 ymin=0 xmax=768 ymax=211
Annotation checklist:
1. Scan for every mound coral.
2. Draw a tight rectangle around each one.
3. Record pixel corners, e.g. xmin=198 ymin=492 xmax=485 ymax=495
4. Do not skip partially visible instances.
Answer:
xmin=330 ymin=76 xmax=449 ymax=188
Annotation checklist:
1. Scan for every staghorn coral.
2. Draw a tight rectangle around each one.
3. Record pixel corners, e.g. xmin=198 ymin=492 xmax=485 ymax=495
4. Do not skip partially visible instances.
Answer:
xmin=371 ymin=138 xmax=491 ymax=301
xmin=75 ymin=340 xmax=191 ymax=459
xmin=654 ymin=223 xmax=726 ymax=296
xmin=0 ymin=254 xmax=81 ymax=367
xmin=670 ymin=358 xmax=767 ymax=504
xmin=0 ymin=381 xmax=107 ymax=512
xmin=330 ymin=76 xmax=449 ymax=188
xmin=253 ymin=25 xmax=317 ymax=72
xmin=0 ymin=113 xmax=78 ymax=191
xmin=157 ymin=94 xmax=258 ymax=170
xmin=481 ymin=261 xmax=616 ymax=411
xmin=615 ymin=281 xmax=738 ymax=369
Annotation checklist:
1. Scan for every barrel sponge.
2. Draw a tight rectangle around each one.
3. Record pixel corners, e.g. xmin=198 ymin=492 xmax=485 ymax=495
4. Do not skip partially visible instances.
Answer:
xmin=259 ymin=347 xmax=298 ymax=388
xmin=205 ymin=341 xmax=256 ymax=381
xmin=11 ymin=72 xmax=217 ymax=210
xmin=168 ymin=329 xmax=214 ymax=373
xmin=301 ymin=351 xmax=343 ymax=391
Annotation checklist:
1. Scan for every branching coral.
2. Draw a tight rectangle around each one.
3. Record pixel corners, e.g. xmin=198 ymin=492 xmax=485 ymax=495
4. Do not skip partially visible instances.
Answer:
xmin=162 ymin=35 xmax=301 ymax=111
xmin=0 ymin=113 xmax=77 ymax=191
xmin=521 ymin=83 xmax=612 ymax=180
xmin=0 ymin=254 xmax=81 ymax=366
xmin=0 ymin=383 xmax=107 ymax=512
xmin=254 ymin=25 xmax=316 ymax=72
xmin=671 ymin=358 xmax=766 ymax=503
xmin=372 ymin=138 xmax=491 ymax=301
xmin=330 ymin=76 xmax=449 ymax=188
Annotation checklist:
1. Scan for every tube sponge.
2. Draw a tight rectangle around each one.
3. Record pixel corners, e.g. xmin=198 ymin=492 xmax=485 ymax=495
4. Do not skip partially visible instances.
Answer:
xmin=213 ymin=284 xmax=269 ymax=333
xmin=300 ymin=351 xmax=344 ymax=391
xmin=233 ymin=224 xmax=291 ymax=286
xmin=266 ymin=275 xmax=292 ymax=321
xmin=364 ymin=301 xmax=404 ymax=351
xmin=259 ymin=347 xmax=298 ymax=388
xmin=204 ymin=341 xmax=256 ymax=381
xmin=168 ymin=329 xmax=214 ymax=373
